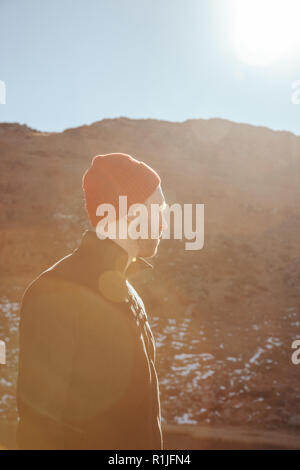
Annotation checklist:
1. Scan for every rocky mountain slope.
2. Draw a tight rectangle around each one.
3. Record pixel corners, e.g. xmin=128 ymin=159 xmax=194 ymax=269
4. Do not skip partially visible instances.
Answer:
xmin=0 ymin=117 xmax=300 ymax=441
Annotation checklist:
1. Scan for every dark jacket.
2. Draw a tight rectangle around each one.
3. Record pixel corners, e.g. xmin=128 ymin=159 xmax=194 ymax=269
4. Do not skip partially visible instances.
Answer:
xmin=16 ymin=230 xmax=163 ymax=450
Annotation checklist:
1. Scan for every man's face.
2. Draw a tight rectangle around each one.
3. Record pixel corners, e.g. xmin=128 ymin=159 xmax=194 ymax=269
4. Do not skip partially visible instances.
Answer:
xmin=135 ymin=185 xmax=167 ymax=259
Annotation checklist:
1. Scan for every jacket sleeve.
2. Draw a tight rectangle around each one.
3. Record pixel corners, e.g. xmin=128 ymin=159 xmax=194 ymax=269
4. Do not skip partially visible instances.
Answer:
xmin=17 ymin=276 xmax=81 ymax=430
xmin=62 ymin=280 xmax=137 ymax=431
xmin=17 ymin=276 xmax=136 ymax=435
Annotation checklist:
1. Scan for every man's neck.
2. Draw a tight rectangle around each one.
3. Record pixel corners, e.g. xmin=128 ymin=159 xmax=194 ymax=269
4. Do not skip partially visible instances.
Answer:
xmin=113 ymin=238 xmax=138 ymax=273
xmin=92 ymin=227 xmax=138 ymax=273
xmin=92 ymin=222 xmax=140 ymax=273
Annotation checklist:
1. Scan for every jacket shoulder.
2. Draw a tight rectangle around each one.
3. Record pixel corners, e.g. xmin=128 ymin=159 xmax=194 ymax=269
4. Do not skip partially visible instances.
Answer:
xmin=20 ymin=252 xmax=73 ymax=304
xmin=20 ymin=266 xmax=131 ymax=334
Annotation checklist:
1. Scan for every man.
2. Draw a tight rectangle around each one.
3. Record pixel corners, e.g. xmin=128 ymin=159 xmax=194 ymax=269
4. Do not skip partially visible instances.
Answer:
xmin=17 ymin=153 xmax=167 ymax=449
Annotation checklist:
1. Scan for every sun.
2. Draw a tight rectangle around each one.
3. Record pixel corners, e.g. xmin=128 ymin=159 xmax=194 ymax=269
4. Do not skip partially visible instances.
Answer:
xmin=231 ymin=0 xmax=300 ymax=67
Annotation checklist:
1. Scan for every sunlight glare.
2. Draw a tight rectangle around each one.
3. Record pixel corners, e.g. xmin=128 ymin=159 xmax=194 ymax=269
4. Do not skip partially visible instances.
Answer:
xmin=231 ymin=0 xmax=300 ymax=66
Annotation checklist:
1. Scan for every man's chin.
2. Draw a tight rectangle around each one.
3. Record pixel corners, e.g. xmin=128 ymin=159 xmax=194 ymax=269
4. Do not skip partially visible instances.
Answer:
xmin=138 ymin=239 xmax=160 ymax=259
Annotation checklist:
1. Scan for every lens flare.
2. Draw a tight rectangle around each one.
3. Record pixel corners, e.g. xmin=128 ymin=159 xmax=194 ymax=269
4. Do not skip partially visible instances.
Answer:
xmin=231 ymin=0 xmax=300 ymax=66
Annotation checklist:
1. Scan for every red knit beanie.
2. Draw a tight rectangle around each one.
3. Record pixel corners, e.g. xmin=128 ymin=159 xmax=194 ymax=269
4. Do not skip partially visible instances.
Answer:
xmin=82 ymin=153 xmax=161 ymax=227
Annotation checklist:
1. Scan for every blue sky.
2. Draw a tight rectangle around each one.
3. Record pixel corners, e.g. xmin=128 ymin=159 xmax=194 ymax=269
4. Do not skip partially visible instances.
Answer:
xmin=0 ymin=0 xmax=300 ymax=134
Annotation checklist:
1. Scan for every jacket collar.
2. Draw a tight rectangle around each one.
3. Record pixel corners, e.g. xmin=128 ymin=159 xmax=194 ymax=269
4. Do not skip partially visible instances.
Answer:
xmin=77 ymin=230 xmax=153 ymax=279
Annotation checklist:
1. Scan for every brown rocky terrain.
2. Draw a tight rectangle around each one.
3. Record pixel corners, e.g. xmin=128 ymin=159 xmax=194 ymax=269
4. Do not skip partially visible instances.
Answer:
xmin=0 ymin=117 xmax=300 ymax=449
